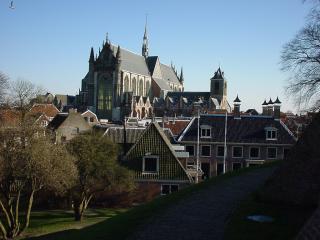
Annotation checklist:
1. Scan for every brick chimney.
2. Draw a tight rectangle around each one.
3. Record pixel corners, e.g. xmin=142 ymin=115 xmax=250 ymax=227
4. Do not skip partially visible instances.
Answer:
xmin=267 ymin=98 xmax=273 ymax=116
xmin=273 ymin=97 xmax=281 ymax=120
xmin=262 ymin=99 xmax=268 ymax=115
xmin=233 ymin=95 xmax=241 ymax=119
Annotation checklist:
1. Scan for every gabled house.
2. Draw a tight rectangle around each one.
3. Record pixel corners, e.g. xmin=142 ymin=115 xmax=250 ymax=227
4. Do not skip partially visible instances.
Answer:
xmin=123 ymin=122 xmax=193 ymax=196
xmin=47 ymin=109 xmax=90 ymax=143
xmin=81 ymin=109 xmax=99 ymax=126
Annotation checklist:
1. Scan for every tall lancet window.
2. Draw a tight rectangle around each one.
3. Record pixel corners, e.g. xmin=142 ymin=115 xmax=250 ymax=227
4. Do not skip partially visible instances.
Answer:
xmin=139 ymin=79 xmax=144 ymax=96
xmin=132 ymin=78 xmax=137 ymax=95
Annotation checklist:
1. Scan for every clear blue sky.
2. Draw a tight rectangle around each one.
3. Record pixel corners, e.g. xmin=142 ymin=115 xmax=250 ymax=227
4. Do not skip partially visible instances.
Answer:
xmin=0 ymin=0 xmax=311 ymax=112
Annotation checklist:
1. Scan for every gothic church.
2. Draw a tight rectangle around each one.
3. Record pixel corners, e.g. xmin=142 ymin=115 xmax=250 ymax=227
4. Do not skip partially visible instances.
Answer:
xmin=78 ymin=24 xmax=184 ymax=121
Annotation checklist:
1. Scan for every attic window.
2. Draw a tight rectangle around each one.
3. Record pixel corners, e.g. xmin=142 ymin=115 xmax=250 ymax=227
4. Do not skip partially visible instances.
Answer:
xmin=265 ymin=127 xmax=277 ymax=140
xmin=142 ymin=155 xmax=159 ymax=173
xmin=200 ymin=125 xmax=211 ymax=138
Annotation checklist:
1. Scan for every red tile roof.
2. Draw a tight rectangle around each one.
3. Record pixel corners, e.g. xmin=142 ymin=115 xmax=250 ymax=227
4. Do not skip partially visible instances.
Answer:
xmin=30 ymin=104 xmax=59 ymax=118
xmin=162 ymin=120 xmax=190 ymax=136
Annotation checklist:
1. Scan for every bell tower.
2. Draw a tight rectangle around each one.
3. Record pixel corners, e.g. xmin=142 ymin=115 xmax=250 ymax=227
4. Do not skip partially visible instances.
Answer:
xmin=210 ymin=67 xmax=227 ymax=109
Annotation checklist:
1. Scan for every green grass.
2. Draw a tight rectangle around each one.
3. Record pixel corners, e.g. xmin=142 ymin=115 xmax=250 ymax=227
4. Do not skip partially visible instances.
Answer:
xmin=224 ymin=194 xmax=315 ymax=240
xmin=20 ymin=208 xmax=127 ymax=239
xmin=23 ymin=162 xmax=280 ymax=240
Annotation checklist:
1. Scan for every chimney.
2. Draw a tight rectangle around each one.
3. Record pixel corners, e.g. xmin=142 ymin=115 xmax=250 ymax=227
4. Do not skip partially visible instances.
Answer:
xmin=273 ymin=97 xmax=281 ymax=120
xmin=267 ymin=98 xmax=273 ymax=116
xmin=233 ymin=95 xmax=241 ymax=119
xmin=262 ymin=99 xmax=268 ymax=115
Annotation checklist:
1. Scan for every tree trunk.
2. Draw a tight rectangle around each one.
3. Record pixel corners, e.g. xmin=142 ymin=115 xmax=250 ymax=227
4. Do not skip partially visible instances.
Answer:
xmin=20 ymin=190 xmax=34 ymax=234
xmin=73 ymin=194 xmax=93 ymax=222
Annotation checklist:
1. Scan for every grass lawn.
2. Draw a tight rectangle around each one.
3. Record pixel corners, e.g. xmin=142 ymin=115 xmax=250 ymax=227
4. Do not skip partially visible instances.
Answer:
xmin=20 ymin=208 xmax=127 ymax=239
xmin=22 ymin=162 xmax=280 ymax=240
xmin=224 ymin=194 xmax=315 ymax=240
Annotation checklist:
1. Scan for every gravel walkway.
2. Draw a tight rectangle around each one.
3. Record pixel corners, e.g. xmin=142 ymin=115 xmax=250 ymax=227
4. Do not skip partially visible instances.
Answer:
xmin=129 ymin=167 xmax=275 ymax=240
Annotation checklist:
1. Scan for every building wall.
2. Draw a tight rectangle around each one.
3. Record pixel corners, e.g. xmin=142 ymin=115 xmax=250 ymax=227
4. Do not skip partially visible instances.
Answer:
xmin=55 ymin=112 xmax=91 ymax=143
xmin=181 ymin=142 xmax=292 ymax=177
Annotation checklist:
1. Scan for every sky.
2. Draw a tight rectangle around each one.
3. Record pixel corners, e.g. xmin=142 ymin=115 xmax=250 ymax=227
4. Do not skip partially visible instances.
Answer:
xmin=0 ymin=0 xmax=312 ymax=113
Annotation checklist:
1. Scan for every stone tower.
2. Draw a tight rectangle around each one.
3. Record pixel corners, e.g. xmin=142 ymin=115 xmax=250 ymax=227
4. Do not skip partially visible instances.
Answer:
xmin=210 ymin=67 xmax=228 ymax=109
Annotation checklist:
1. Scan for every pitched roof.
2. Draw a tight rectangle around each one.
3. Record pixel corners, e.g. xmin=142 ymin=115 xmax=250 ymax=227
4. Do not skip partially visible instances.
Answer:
xmin=103 ymin=127 xmax=145 ymax=144
xmin=211 ymin=67 xmax=225 ymax=80
xmin=0 ymin=109 xmax=21 ymax=127
xmin=47 ymin=113 xmax=68 ymax=130
xmin=124 ymin=122 xmax=192 ymax=182
xmin=30 ymin=104 xmax=60 ymax=118
xmin=111 ymin=45 xmax=150 ymax=76
xmin=160 ymin=120 xmax=190 ymax=136
xmin=178 ymin=114 xmax=296 ymax=144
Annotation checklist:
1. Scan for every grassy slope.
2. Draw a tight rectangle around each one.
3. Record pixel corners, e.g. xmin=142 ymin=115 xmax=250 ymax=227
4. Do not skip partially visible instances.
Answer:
xmin=25 ymin=162 xmax=279 ymax=240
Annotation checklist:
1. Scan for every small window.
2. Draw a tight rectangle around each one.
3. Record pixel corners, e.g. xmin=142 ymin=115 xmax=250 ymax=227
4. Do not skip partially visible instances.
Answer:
xmin=143 ymin=156 xmax=159 ymax=173
xmin=267 ymin=148 xmax=277 ymax=159
xmin=84 ymin=117 xmax=88 ymax=122
xmin=201 ymin=145 xmax=211 ymax=157
xmin=266 ymin=129 xmax=277 ymax=140
xmin=90 ymin=117 xmax=94 ymax=122
xmin=161 ymin=184 xmax=179 ymax=195
xmin=185 ymin=145 xmax=195 ymax=156
xmin=216 ymin=146 xmax=225 ymax=157
xmin=200 ymin=127 xmax=211 ymax=138
xmin=249 ymin=147 xmax=260 ymax=159
xmin=61 ymin=136 xmax=67 ymax=143
xmin=232 ymin=146 xmax=243 ymax=158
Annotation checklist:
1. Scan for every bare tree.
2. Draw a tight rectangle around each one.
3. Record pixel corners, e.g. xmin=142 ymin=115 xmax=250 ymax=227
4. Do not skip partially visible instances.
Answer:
xmin=0 ymin=72 xmax=9 ymax=105
xmin=281 ymin=1 xmax=320 ymax=111
xmin=0 ymin=125 xmax=77 ymax=239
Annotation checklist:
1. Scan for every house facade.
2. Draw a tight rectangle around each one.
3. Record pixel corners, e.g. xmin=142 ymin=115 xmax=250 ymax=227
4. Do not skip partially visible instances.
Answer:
xmin=123 ymin=122 xmax=192 ymax=196
xmin=177 ymin=100 xmax=296 ymax=178
xmin=47 ymin=109 xmax=91 ymax=143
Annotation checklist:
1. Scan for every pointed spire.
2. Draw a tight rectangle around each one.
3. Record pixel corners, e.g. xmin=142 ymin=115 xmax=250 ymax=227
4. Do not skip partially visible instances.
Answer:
xmin=180 ymin=67 xmax=184 ymax=83
xmin=99 ymin=47 xmax=101 ymax=54
xmin=268 ymin=98 xmax=273 ymax=105
xmin=142 ymin=14 xmax=149 ymax=58
xmin=233 ymin=94 xmax=241 ymax=103
xmin=274 ymin=96 xmax=281 ymax=104
xmin=262 ymin=99 xmax=268 ymax=105
xmin=89 ymin=47 xmax=94 ymax=62
xmin=116 ymin=45 xmax=121 ymax=60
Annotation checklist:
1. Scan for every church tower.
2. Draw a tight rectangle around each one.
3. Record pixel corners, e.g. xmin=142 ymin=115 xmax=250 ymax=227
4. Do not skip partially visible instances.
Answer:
xmin=142 ymin=18 xmax=149 ymax=58
xmin=210 ymin=67 xmax=228 ymax=109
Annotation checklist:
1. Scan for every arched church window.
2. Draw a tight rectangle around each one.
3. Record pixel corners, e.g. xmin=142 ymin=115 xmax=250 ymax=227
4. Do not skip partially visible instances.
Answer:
xmin=139 ymin=79 xmax=144 ymax=96
xmin=124 ymin=76 xmax=129 ymax=92
xmin=145 ymin=81 xmax=150 ymax=96
xmin=132 ymin=78 xmax=137 ymax=95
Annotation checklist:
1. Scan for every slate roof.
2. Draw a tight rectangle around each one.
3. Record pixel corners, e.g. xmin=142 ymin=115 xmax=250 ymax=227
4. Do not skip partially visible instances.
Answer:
xmin=166 ymin=92 xmax=212 ymax=106
xmin=103 ymin=127 xmax=145 ymax=144
xmin=160 ymin=120 xmax=191 ymax=136
xmin=160 ymin=63 xmax=180 ymax=85
xmin=178 ymin=114 xmax=296 ymax=145
xmin=47 ymin=113 xmax=68 ymax=130
xmin=111 ymin=45 xmax=150 ymax=76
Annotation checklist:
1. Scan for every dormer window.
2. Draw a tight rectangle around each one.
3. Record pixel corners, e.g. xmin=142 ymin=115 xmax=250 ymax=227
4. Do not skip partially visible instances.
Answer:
xmin=265 ymin=127 xmax=277 ymax=140
xmin=200 ymin=125 xmax=211 ymax=138
xmin=142 ymin=155 xmax=159 ymax=173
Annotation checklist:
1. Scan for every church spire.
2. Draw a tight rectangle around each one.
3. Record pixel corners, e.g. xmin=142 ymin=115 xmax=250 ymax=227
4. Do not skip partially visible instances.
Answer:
xmin=89 ymin=47 xmax=94 ymax=62
xmin=179 ymin=67 xmax=184 ymax=83
xmin=142 ymin=15 xmax=149 ymax=58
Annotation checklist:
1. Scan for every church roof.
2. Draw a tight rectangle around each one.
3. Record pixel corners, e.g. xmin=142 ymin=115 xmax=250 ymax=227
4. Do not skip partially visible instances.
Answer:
xmin=160 ymin=63 xmax=181 ymax=85
xmin=111 ymin=45 xmax=150 ymax=76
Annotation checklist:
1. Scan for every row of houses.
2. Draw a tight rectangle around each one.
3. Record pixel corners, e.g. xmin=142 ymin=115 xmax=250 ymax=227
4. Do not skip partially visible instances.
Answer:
xmin=0 ymin=99 xmax=298 ymax=197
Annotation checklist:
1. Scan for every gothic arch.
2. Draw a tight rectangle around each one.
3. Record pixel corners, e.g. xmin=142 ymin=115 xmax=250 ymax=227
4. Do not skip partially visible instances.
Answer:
xmin=145 ymin=80 xmax=150 ymax=96
xmin=132 ymin=77 xmax=137 ymax=95
xmin=139 ymin=79 xmax=144 ymax=96
xmin=124 ymin=75 xmax=129 ymax=92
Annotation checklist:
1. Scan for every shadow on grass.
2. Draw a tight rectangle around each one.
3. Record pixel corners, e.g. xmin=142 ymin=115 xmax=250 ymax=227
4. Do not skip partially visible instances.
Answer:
xmin=26 ymin=162 xmax=280 ymax=240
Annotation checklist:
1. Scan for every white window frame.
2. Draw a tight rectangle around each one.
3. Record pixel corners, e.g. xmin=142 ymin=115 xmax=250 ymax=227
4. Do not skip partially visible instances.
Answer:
xmin=200 ymin=126 xmax=211 ymax=138
xmin=216 ymin=145 xmax=225 ymax=157
xmin=265 ymin=127 xmax=278 ymax=140
xmin=142 ymin=155 xmax=159 ymax=173
xmin=267 ymin=147 xmax=277 ymax=159
xmin=185 ymin=145 xmax=195 ymax=157
xmin=232 ymin=146 xmax=243 ymax=158
xmin=161 ymin=184 xmax=179 ymax=195
xmin=249 ymin=146 xmax=260 ymax=159
xmin=200 ymin=145 xmax=211 ymax=157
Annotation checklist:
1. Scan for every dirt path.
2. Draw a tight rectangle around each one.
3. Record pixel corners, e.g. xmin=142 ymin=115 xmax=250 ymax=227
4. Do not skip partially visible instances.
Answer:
xmin=129 ymin=167 xmax=275 ymax=240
